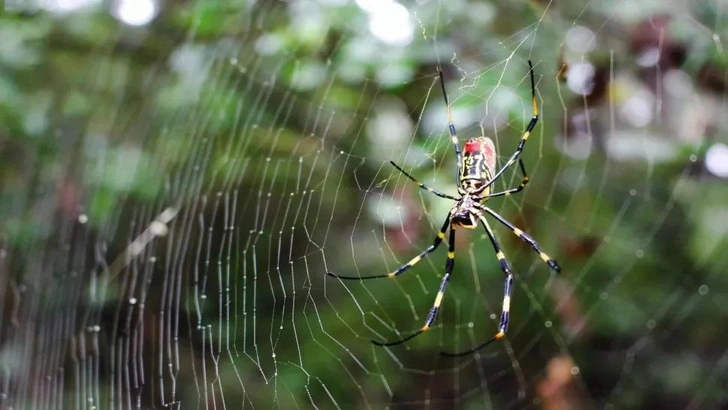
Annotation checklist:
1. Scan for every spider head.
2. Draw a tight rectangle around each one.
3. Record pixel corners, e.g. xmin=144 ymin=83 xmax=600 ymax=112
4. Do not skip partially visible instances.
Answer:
xmin=452 ymin=197 xmax=478 ymax=229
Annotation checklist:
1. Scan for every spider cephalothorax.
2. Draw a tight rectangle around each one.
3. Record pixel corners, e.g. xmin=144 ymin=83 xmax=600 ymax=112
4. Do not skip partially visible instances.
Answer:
xmin=450 ymin=195 xmax=479 ymax=229
xmin=328 ymin=61 xmax=562 ymax=357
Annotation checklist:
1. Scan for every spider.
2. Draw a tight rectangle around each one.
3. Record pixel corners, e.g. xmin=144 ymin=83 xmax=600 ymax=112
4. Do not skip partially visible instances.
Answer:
xmin=327 ymin=61 xmax=561 ymax=357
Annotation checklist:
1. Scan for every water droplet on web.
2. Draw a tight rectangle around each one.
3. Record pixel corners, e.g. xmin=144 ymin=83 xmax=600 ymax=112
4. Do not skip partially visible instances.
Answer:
xmin=78 ymin=214 xmax=88 ymax=224
xmin=200 ymin=294 xmax=207 ymax=299
xmin=129 ymin=298 xmax=137 ymax=305
xmin=150 ymin=221 xmax=168 ymax=236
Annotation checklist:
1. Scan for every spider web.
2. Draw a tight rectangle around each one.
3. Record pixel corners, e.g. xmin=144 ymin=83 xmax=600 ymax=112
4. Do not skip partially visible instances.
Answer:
xmin=1 ymin=0 xmax=728 ymax=409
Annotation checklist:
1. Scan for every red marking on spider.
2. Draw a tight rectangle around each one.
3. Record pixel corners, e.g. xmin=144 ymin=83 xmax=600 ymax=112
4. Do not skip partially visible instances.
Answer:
xmin=464 ymin=137 xmax=496 ymax=171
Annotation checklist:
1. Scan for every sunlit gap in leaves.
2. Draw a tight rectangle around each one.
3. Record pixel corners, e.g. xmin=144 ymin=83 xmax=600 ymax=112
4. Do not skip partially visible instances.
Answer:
xmin=111 ymin=0 xmax=159 ymax=26
xmin=355 ymin=0 xmax=414 ymax=46
xmin=706 ymin=143 xmax=728 ymax=178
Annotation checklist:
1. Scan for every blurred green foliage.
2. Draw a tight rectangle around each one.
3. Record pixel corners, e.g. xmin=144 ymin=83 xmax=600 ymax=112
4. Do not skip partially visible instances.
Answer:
xmin=1 ymin=1 xmax=728 ymax=409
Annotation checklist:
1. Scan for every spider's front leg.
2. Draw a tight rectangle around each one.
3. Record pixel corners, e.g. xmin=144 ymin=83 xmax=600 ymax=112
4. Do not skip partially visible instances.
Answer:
xmin=479 ymin=60 xmax=539 ymax=194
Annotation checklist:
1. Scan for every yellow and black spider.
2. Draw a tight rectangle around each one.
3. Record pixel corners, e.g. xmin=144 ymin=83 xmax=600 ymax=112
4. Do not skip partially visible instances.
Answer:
xmin=327 ymin=61 xmax=561 ymax=357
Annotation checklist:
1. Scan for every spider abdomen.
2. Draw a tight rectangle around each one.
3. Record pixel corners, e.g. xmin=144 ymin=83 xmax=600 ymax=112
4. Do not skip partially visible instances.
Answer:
xmin=460 ymin=137 xmax=496 ymax=193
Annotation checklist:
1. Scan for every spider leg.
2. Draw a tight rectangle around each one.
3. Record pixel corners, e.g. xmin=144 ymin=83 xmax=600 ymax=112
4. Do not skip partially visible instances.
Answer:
xmin=481 ymin=206 xmax=561 ymax=273
xmin=389 ymin=161 xmax=458 ymax=201
xmin=373 ymin=227 xmax=456 ymax=346
xmin=438 ymin=70 xmax=463 ymax=183
xmin=480 ymin=60 xmax=538 ymax=193
xmin=484 ymin=159 xmax=529 ymax=198
xmin=326 ymin=218 xmax=450 ymax=280
xmin=442 ymin=215 xmax=512 ymax=357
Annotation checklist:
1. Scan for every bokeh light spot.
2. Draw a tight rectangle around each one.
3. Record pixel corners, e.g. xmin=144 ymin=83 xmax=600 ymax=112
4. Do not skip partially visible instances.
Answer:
xmin=112 ymin=0 xmax=158 ymax=26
